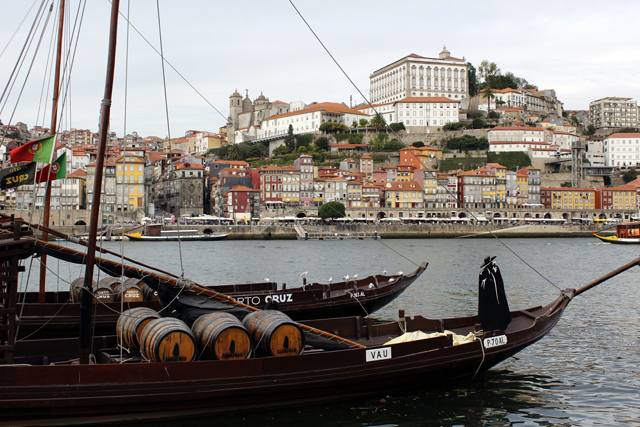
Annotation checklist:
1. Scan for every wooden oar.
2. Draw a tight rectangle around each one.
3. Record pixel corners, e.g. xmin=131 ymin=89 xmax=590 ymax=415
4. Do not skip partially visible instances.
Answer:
xmin=573 ymin=256 xmax=640 ymax=297
xmin=23 ymin=234 xmax=367 ymax=349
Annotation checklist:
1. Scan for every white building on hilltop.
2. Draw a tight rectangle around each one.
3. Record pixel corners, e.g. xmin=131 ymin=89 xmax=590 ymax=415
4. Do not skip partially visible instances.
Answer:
xmin=370 ymin=47 xmax=469 ymax=105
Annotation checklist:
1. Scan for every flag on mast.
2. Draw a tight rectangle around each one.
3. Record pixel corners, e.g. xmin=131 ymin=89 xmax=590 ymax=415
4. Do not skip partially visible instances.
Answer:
xmin=35 ymin=152 xmax=66 ymax=184
xmin=9 ymin=135 xmax=56 ymax=163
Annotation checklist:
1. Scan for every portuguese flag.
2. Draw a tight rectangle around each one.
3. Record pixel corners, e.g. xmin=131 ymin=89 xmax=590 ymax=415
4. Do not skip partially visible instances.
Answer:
xmin=35 ymin=152 xmax=66 ymax=184
xmin=9 ymin=134 xmax=55 ymax=163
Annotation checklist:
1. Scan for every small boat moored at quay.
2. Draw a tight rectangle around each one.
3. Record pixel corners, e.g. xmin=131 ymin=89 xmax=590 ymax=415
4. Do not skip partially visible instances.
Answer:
xmin=125 ymin=223 xmax=229 ymax=241
xmin=592 ymin=221 xmax=640 ymax=244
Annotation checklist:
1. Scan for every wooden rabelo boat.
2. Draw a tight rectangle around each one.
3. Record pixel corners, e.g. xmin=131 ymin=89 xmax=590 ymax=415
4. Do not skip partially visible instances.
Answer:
xmin=1 ymin=215 xmax=637 ymax=426
xmin=592 ymin=221 xmax=640 ymax=244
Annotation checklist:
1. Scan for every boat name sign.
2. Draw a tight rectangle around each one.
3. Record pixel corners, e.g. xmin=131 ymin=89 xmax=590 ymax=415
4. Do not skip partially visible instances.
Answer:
xmin=483 ymin=335 xmax=507 ymax=349
xmin=366 ymin=347 xmax=392 ymax=362
xmin=234 ymin=293 xmax=293 ymax=306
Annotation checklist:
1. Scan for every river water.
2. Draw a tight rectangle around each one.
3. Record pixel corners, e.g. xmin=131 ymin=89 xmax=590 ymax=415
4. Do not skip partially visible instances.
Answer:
xmin=30 ymin=237 xmax=640 ymax=426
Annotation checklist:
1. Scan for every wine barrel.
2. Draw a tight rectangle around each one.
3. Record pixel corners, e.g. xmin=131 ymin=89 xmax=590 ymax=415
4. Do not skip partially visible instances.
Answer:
xmin=69 ymin=277 xmax=98 ymax=302
xmin=125 ymin=277 xmax=156 ymax=301
xmin=191 ymin=312 xmax=252 ymax=360
xmin=116 ymin=307 xmax=160 ymax=351
xmin=113 ymin=282 xmax=144 ymax=302
xmin=140 ymin=318 xmax=196 ymax=363
xmin=99 ymin=276 xmax=122 ymax=291
xmin=242 ymin=310 xmax=304 ymax=357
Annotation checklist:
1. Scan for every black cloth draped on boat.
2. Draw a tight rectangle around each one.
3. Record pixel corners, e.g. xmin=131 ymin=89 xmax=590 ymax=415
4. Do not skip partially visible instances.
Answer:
xmin=478 ymin=256 xmax=511 ymax=332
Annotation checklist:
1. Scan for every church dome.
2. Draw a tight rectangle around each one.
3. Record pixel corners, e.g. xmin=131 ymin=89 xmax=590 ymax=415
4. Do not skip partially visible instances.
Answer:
xmin=231 ymin=89 xmax=241 ymax=97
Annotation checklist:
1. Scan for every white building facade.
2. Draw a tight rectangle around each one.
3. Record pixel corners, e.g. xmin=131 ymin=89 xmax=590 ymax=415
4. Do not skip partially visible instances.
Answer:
xmin=369 ymin=47 xmax=469 ymax=105
xmin=603 ymin=132 xmax=640 ymax=167
xmin=357 ymin=97 xmax=460 ymax=133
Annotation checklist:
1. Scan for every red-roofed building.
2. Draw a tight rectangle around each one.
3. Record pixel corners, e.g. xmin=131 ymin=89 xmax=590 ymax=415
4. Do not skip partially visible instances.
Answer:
xmin=223 ymin=185 xmax=259 ymax=224
xmin=383 ymin=181 xmax=423 ymax=210
xmin=369 ymin=46 xmax=469 ymax=105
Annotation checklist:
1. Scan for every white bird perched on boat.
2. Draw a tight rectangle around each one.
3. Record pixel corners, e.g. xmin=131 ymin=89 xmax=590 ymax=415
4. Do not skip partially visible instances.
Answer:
xmin=328 ymin=277 xmax=333 ymax=283
xmin=299 ymin=271 xmax=308 ymax=277
xmin=396 ymin=271 xmax=403 ymax=276
xmin=353 ymin=274 xmax=358 ymax=279
xmin=343 ymin=275 xmax=350 ymax=281
xmin=382 ymin=269 xmax=387 ymax=275
xmin=264 ymin=278 xmax=270 ymax=282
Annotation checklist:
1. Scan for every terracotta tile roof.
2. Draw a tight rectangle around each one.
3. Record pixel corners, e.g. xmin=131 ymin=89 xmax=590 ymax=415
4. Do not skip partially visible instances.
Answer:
xmin=608 ymin=133 xmax=640 ymax=138
xmin=383 ymin=181 xmax=423 ymax=191
xmin=266 ymin=102 xmax=368 ymax=121
xmin=491 ymin=126 xmax=545 ymax=131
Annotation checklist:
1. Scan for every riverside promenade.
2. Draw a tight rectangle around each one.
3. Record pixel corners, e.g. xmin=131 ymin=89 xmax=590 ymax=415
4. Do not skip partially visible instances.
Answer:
xmin=50 ymin=223 xmax=597 ymax=240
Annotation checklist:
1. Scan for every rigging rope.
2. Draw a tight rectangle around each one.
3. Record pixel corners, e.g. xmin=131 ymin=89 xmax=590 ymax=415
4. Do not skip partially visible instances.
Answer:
xmin=289 ymin=0 xmax=560 ymax=293
xmin=156 ymin=0 xmax=185 ymax=278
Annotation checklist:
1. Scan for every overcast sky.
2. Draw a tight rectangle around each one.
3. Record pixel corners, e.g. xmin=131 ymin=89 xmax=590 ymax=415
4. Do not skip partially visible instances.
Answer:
xmin=1 ymin=0 xmax=639 ymax=139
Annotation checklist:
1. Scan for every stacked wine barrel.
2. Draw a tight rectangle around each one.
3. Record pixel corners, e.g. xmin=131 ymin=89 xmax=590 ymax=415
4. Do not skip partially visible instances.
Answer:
xmin=70 ymin=276 xmax=158 ymax=303
xmin=191 ymin=312 xmax=252 ymax=360
xmin=70 ymin=277 xmax=114 ymax=303
xmin=116 ymin=309 xmax=304 ymax=362
xmin=139 ymin=317 xmax=197 ymax=362
xmin=242 ymin=310 xmax=304 ymax=357
xmin=116 ymin=307 xmax=160 ymax=351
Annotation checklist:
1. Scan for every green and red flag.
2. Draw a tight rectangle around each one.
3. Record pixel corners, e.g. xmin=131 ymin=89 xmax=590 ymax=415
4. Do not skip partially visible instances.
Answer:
xmin=35 ymin=152 xmax=66 ymax=184
xmin=9 ymin=134 xmax=56 ymax=163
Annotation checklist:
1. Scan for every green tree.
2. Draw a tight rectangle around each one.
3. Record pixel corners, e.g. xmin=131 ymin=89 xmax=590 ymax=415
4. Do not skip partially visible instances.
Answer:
xmin=586 ymin=124 xmax=596 ymax=136
xmin=623 ymin=168 xmax=639 ymax=182
xmin=318 ymin=201 xmax=345 ymax=220
xmin=246 ymin=144 xmax=264 ymax=159
xmin=488 ymin=111 xmax=500 ymax=119
xmin=443 ymin=121 xmax=465 ymax=131
xmin=487 ymin=151 xmax=532 ymax=171
xmin=371 ymin=133 xmax=389 ymax=151
xmin=412 ymin=141 xmax=425 ymax=148
xmin=319 ymin=121 xmax=348 ymax=133
xmin=314 ymin=136 xmax=330 ymax=151
xmin=481 ymin=86 xmax=494 ymax=115
xmin=359 ymin=118 xmax=369 ymax=127
xmin=284 ymin=124 xmax=295 ymax=152
xmin=295 ymin=133 xmax=313 ymax=150
xmin=478 ymin=60 xmax=501 ymax=83
xmin=467 ymin=62 xmax=478 ymax=96
xmin=371 ymin=113 xmax=386 ymax=130
xmin=471 ymin=118 xmax=487 ymax=129
xmin=389 ymin=122 xmax=406 ymax=132
xmin=446 ymin=135 xmax=488 ymax=151
xmin=390 ymin=122 xmax=404 ymax=133
xmin=384 ymin=139 xmax=405 ymax=151
xmin=273 ymin=144 xmax=289 ymax=156
xmin=227 ymin=144 xmax=242 ymax=160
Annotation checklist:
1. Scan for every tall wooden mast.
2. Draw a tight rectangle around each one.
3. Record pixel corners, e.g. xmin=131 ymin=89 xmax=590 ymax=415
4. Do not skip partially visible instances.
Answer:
xmin=38 ymin=0 xmax=65 ymax=303
xmin=79 ymin=0 xmax=120 ymax=364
